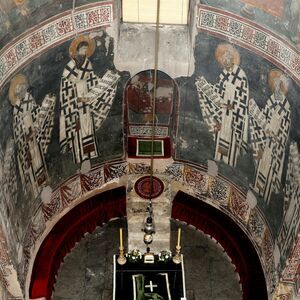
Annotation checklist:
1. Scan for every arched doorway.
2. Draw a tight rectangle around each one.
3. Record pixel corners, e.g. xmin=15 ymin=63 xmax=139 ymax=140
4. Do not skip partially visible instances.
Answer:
xmin=171 ymin=191 xmax=268 ymax=300
xmin=29 ymin=187 xmax=126 ymax=300
xmin=52 ymin=219 xmax=242 ymax=299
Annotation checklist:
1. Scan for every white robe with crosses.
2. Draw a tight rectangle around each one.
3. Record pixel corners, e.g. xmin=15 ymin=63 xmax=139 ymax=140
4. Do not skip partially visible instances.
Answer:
xmin=13 ymin=92 xmax=55 ymax=197
xmin=59 ymin=57 xmax=120 ymax=164
xmin=249 ymin=93 xmax=291 ymax=203
xmin=195 ymin=64 xmax=249 ymax=167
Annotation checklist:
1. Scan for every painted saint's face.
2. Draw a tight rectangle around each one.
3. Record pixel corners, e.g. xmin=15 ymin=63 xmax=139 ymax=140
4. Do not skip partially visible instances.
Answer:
xmin=15 ymin=83 xmax=27 ymax=100
xmin=222 ymin=51 xmax=234 ymax=71
xmin=274 ymin=76 xmax=288 ymax=96
xmin=77 ymin=45 xmax=88 ymax=56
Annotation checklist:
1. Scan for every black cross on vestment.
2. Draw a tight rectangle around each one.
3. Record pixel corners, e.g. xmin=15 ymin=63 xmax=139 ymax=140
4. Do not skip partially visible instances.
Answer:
xmin=61 ymin=79 xmax=74 ymax=96
xmin=65 ymin=64 xmax=78 ymax=78
xmin=81 ymin=102 xmax=89 ymax=114
xmin=93 ymin=95 xmax=112 ymax=111
xmin=283 ymin=110 xmax=290 ymax=126
xmin=233 ymin=108 xmax=244 ymax=127
xmin=276 ymin=98 xmax=287 ymax=115
xmin=79 ymin=60 xmax=93 ymax=80
xmin=225 ymin=99 xmax=232 ymax=116
xmin=236 ymin=80 xmax=247 ymax=98
xmin=230 ymin=67 xmax=243 ymax=85
xmin=87 ymin=73 xmax=98 ymax=87
xmin=14 ymin=104 xmax=23 ymax=114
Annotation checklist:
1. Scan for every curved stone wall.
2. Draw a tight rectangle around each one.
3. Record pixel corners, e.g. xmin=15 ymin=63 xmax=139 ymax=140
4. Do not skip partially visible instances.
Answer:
xmin=0 ymin=1 xmax=298 ymax=298
xmin=24 ymin=160 xmax=274 ymax=296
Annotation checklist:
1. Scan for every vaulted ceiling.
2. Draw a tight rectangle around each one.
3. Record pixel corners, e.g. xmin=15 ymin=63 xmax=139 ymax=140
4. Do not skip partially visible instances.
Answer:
xmin=0 ymin=0 xmax=299 ymax=299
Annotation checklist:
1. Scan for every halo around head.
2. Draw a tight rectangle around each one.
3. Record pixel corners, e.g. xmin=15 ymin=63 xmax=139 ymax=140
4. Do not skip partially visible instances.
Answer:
xmin=215 ymin=43 xmax=240 ymax=67
xmin=69 ymin=35 xmax=96 ymax=59
xmin=8 ymin=74 xmax=28 ymax=106
xmin=268 ymin=69 xmax=289 ymax=95
xmin=14 ymin=0 xmax=25 ymax=6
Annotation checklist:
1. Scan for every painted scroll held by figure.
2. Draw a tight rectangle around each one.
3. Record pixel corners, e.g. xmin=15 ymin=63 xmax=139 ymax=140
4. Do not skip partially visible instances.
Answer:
xmin=59 ymin=35 xmax=120 ymax=165
xmin=9 ymin=74 xmax=56 ymax=198
xmin=249 ymin=70 xmax=291 ymax=203
xmin=195 ymin=43 xmax=249 ymax=167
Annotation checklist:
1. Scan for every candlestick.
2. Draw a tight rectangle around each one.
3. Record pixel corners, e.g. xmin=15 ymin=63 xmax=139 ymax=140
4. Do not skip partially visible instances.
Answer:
xmin=117 ymin=228 xmax=126 ymax=265
xmin=177 ymin=228 xmax=181 ymax=247
xmin=120 ymin=228 xmax=123 ymax=249
xmin=173 ymin=245 xmax=181 ymax=264
xmin=117 ymin=246 xmax=126 ymax=265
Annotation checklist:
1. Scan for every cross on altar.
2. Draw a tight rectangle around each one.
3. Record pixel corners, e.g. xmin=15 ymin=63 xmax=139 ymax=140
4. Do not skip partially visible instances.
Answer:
xmin=114 ymin=255 xmax=186 ymax=299
xmin=145 ymin=281 xmax=158 ymax=292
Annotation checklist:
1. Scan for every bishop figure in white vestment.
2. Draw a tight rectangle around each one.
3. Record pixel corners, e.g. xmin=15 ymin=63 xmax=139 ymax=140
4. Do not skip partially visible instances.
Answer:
xmin=59 ymin=37 xmax=120 ymax=164
xmin=195 ymin=43 xmax=249 ymax=167
xmin=249 ymin=70 xmax=291 ymax=203
xmin=9 ymin=74 xmax=56 ymax=198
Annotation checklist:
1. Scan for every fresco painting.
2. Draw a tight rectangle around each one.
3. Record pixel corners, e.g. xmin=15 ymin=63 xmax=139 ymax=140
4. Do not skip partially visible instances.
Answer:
xmin=249 ymin=69 xmax=291 ymax=203
xmin=0 ymin=1 xmax=298 ymax=296
xmin=195 ymin=43 xmax=249 ymax=168
xmin=241 ymin=0 xmax=285 ymax=18
xmin=288 ymin=0 xmax=300 ymax=48
xmin=125 ymin=70 xmax=177 ymax=158
xmin=9 ymin=74 xmax=56 ymax=198
xmin=278 ymin=141 xmax=300 ymax=260
xmin=126 ymin=70 xmax=175 ymax=126
xmin=202 ymin=0 xmax=300 ymax=50
xmin=59 ymin=35 xmax=120 ymax=165
xmin=181 ymin=33 xmax=299 ymax=215
xmin=0 ymin=29 xmax=126 ymax=257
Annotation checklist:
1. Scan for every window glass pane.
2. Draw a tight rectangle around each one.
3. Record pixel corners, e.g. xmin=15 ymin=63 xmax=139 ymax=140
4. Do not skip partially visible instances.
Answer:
xmin=123 ymin=0 xmax=189 ymax=25
xmin=137 ymin=140 xmax=164 ymax=156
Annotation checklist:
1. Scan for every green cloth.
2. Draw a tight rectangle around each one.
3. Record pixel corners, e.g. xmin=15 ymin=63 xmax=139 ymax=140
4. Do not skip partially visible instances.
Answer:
xmin=144 ymin=293 xmax=165 ymax=300
xmin=135 ymin=275 xmax=165 ymax=300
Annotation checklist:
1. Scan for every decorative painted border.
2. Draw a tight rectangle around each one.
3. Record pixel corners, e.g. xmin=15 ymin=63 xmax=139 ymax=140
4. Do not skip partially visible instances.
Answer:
xmin=23 ymin=160 xmax=276 ymax=296
xmin=282 ymin=234 xmax=300 ymax=283
xmin=165 ymin=163 xmax=275 ymax=286
xmin=197 ymin=5 xmax=300 ymax=85
xmin=129 ymin=125 xmax=169 ymax=137
xmin=0 ymin=1 xmax=113 ymax=87
xmin=0 ymin=228 xmax=22 ymax=297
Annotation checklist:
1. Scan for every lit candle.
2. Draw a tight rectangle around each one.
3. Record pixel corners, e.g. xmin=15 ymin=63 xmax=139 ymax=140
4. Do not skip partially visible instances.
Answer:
xmin=120 ymin=228 xmax=123 ymax=249
xmin=177 ymin=228 xmax=181 ymax=247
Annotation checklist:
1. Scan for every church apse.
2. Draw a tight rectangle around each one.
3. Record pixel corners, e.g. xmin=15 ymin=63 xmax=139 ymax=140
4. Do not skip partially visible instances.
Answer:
xmin=0 ymin=1 xmax=299 ymax=298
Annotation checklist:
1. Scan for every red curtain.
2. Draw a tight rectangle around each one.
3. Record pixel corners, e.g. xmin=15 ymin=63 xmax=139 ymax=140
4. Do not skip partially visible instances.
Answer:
xmin=171 ymin=191 xmax=268 ymax=300
xmin=30 ymin=187 xmax=126 ymax=300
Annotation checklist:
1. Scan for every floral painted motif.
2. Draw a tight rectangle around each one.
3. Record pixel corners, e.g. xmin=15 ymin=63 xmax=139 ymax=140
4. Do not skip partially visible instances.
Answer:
xmin=208 ymin=177 xmax=229 ymax=205
xmin=229 ymin=188 xmax=250 ymax=224
xmin=248 ymin=209 xmax=266 ymax=247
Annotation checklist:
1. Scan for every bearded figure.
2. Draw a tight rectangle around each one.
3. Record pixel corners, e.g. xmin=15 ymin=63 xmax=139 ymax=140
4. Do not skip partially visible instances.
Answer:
xmin=59 ymin=35 xmax=120 ymax=165
xmin=249 ymin=70 xmax=291 ymax=203
xmin=195 ymin=43 xmax=249 ymax=167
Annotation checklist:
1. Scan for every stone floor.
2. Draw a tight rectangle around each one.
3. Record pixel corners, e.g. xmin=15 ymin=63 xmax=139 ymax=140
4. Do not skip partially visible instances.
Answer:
xmin=53 ymin=218 xmax=242 ymax=300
